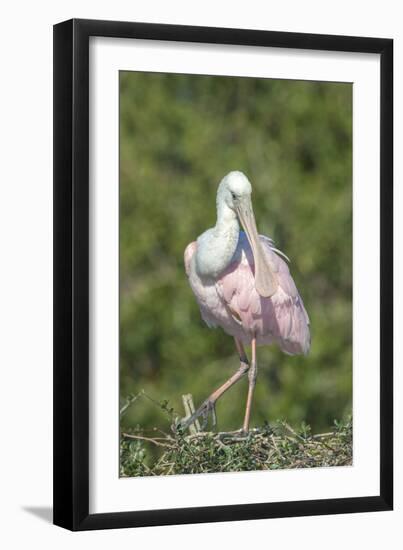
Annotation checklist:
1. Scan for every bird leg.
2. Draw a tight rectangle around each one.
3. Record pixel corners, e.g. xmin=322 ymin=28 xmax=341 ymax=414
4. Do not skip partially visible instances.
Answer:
xmin=179 ymin=339 xmax=250 ymax=431
xmin=242 ymin=336 xmax=257 ymax=433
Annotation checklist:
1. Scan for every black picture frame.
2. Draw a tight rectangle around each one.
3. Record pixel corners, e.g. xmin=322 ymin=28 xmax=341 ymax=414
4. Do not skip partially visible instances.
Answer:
xmin=53 ymin=18 xmax=393 ymax=531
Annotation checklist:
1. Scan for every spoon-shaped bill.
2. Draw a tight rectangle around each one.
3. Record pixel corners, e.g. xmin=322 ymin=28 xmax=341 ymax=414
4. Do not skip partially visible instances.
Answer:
xmin=236 ymin=197 xmax=278 ymax=298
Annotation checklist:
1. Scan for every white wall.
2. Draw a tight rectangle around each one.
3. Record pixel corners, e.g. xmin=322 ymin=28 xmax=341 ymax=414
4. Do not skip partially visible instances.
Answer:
xmin=0 ymin=1 xmax=400 ymax=547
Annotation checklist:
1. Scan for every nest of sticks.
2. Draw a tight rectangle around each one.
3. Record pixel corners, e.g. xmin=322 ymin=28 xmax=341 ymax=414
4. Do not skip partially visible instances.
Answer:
xmin=120 ymin=393 xmax=352 ymax=477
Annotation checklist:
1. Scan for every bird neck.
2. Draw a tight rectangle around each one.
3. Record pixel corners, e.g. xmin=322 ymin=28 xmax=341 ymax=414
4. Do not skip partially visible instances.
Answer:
xmin=215 ymin=199 xmax=239 ymax=233
xmin=195 ymin=202 xmax=240 ymax=279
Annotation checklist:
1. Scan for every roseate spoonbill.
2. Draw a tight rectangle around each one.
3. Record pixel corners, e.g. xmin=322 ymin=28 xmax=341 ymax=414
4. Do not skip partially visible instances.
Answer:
xmin=182 ymin=171 xmax=310 ymax=432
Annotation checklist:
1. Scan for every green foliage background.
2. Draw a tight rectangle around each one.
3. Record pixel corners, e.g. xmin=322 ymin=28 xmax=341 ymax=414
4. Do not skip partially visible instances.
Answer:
xmin=119 ymin=72 xmax=352 ymax=439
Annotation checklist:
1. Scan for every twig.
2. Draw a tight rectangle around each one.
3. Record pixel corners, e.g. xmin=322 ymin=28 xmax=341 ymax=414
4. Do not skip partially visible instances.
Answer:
xmin=121 ymin=432 xmax=175 ymax=449
xmin=182 ymin=394 xmax=201 ymax=434
xmin=119 ymin=390 xmax=144 ymax=417
xmin=270 ymin=434 xmax=285 ymax=461
xmin=283 ymin=421 xmax=306 ymax=441
xmin=312 ymin=432 xmax=334 ymax=439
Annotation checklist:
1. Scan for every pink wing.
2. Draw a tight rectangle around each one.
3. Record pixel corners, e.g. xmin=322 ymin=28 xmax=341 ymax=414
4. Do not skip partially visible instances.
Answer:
xmin=217 ymin=233 xmax=310 ymax=354
xmin=184 ymin=234 xmax=310 ymax=355
xmin=184 ymin=241 xmax=196 ymax=276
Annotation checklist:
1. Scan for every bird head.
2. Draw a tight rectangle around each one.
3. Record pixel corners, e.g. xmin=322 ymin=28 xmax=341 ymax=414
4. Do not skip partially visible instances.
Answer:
xmin=219 ymin=171 xmax=252 ymax=210
xmin=217 ymin=171 xmax=278 ymax=298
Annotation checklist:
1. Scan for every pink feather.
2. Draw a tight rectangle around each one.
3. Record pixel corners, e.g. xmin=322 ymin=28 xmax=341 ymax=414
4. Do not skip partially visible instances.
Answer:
xmin=185 ymin=232 xmax=310 ymax=355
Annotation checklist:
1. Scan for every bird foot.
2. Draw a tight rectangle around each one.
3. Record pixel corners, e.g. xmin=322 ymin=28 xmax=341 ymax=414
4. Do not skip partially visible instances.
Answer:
xmin=233 ymin=428 xmax=250 ymax=437
xmin=179 ymin=398 xmax=217 ymax=432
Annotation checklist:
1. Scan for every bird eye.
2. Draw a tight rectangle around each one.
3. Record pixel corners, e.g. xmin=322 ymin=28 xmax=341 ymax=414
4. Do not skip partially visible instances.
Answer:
xmin=231 ymin=192 xmax=237 ymax=200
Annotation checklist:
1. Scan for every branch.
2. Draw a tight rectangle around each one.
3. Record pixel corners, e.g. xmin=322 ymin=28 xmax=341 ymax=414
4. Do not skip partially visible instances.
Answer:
xmin=119 ymin=390 xmax=144 ymax=417
xmin=121 ymin=432 xmax=175 ymax=449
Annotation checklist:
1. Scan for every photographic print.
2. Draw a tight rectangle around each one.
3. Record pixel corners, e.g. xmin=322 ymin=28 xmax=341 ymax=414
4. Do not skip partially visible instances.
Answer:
xmin=54 ymin=19 xmax=392 ymax=530
xmin=119 ymin=72 xmax=353 ymax=477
